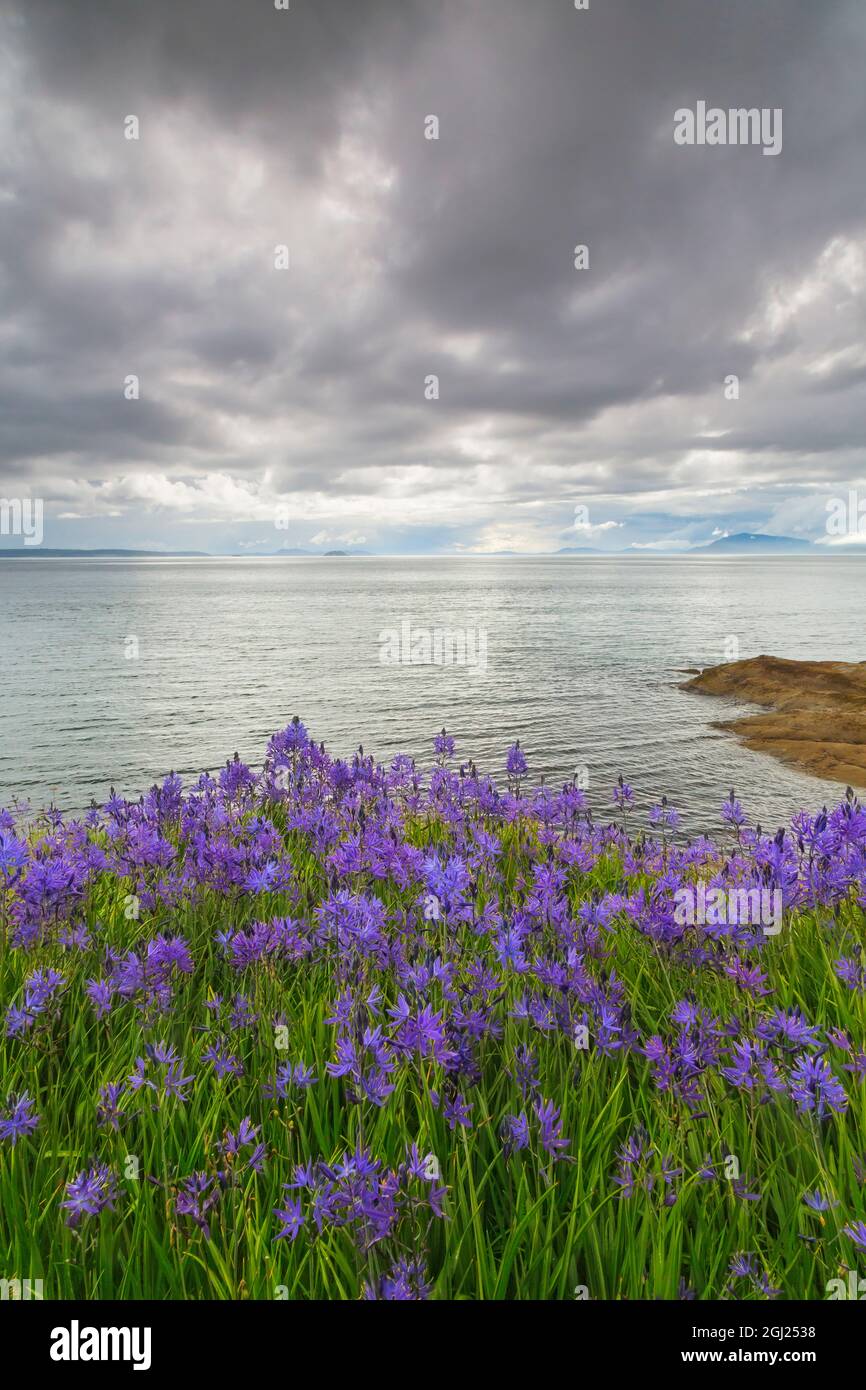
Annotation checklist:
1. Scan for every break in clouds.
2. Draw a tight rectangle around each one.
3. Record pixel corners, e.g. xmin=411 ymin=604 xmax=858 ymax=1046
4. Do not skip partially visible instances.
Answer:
xmin=0 ymin=0 xmax=865 ymax=554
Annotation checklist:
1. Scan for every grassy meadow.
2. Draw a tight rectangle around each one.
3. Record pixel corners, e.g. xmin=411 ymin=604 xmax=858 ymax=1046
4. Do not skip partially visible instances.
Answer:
xmin=1 ymin=722 xmax=865 ymax=1300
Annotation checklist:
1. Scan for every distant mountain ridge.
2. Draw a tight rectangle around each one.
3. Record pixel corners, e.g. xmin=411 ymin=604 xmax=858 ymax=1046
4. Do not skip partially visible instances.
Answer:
xmin=557 ymin=533 xmax=815 ymax=556
xmin=691 ymin=532 xmax=813 ymax=555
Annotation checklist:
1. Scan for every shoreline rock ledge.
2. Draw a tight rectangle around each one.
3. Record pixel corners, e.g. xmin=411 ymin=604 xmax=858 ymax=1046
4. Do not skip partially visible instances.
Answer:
xmin=682 ymin=654 xmax=866 ymax=789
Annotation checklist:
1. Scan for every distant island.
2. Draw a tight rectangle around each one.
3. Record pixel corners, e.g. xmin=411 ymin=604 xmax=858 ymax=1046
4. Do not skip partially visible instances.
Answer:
xmin=262 ymin=547 xmax=374 ymax=557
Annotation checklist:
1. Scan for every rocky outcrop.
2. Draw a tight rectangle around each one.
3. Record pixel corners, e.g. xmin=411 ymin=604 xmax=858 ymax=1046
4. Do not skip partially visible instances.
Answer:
xmin=682 ymin=655 xmax=866 ymax=788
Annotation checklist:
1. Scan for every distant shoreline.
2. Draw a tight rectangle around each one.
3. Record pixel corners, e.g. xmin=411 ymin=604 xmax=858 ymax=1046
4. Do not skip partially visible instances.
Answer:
xmin=4 ymin=549 xmax=866 ymax=561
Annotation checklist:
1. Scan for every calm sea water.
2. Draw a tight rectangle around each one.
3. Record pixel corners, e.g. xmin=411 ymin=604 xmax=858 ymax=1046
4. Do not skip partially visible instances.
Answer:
xmin=1 ymin=555 xmax=864 ymax=832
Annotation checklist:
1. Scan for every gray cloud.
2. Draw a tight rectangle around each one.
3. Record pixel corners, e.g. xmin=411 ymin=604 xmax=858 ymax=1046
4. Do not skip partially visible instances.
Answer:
xmin=0 ymin=0 xmax=864 ymax=552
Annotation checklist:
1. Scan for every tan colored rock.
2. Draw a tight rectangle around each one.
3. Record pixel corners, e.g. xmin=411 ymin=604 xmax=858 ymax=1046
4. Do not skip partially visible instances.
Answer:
xmin=681 ymin=655 xmax=866 ymax=788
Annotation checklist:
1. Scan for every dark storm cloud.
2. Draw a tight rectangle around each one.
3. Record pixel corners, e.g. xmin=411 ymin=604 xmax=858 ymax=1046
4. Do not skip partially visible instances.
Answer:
xmin=0 ymin=0 xmax=864 ymax=551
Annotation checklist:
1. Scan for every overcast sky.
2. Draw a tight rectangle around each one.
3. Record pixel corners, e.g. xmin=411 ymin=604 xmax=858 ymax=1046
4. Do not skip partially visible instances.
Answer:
xmin=0 ymin=0 xmax=864 ymax=554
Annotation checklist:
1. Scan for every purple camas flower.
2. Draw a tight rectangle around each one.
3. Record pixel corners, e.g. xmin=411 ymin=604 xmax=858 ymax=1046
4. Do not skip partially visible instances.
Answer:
xmin=612 ymin=774 xmax=634 ymax=812
xmin=729 ymin=1252 xmax=757 ymax=1280
xmin=221 ymin=1116 xmax=261 ymax=1160
xmin=506 ymin=741 xmax=528 ymax=778
xmin=834 ymin=954 xmax=866 ymax=993
xmin=612 ymin=1128 xmax=653 ymax=1198
xmin=422 ymin=853 xmax=470 ymax=916
xmin=5 ymin=968 xmax=65 ymax=1038
xmin=843 ymin=1052 xmax=866 ymax=1081
xmin=803 ymin=1189 xmax=838 ymax=1212
xmin=0 ymin=829 xmax=28 ymax=883
xmin=108 ymin=935 xmax=193 ymax=1018
xmin=128 ymin=1049 xmax=195 ymax=1105
xmin=727 ymin=1254 xmax=779 ymax=1298
xmin=85 ymin=978 xmax=114 ymax=1019
xmin=723 ymin=956 xmax=772 ymax=997
xmin=732 ymin=1176 xmax=761 ymax=1202
xmin=660 ymin=1155 xmax=682 ymax=1187
xmin=510 ymin=1044 xmax=540 ymax=1099
xmin=266 ymin=1061 xmax=317 ymax=1098
xmin=0 ymin=1091 xmax=40 ymax=1145
xmin=441 ymin=1092 xmax=473 ymax=1131
xmin=96 ymin=1083 xmax=125 ymax=1131
xmin=756 ymin=1009 xmax=821 ymax=1051
xmin=273 ymin=1195 xmax=305 ymax=1242
xmin=434 ymin=729 xmax=456 ymax=760
xmin=389 ymin=998 xmax=451 ymax=1065
xmin=363 ymin=1258 xmax=432 ymax=1301
xmin=176 ymin=1173 xmax=221 ymax=1241
xmin=721 ymin=1038 xmax=785 ymax=1098
xmin=327 ymin=1023 xmax=397 ymax=1108
xmin=228 ymin=994 xmax=259 ymax=1030
xmin=58 ymin=922 xmax=92 ymax=952
xmin=842 ymin=1220 xmax=866 ymax=1249
xmin=789 ymin=1054 xmax=848 ymax=1119
xmin=203 ymin=1043 xmax=244 ymax=1079
xmin=219 ymin=754 xmax=256 ymax=799
xmin=219 ymin=1116 xmax=266 ymax=1174
xmin=649 ymin=798 xmax=680 ymax=832
xmin=722 ymin=789 xmax=747 ymax=829
xmin=163 ymin=1061 xmax=196 ymax=1102
xmin=61 ymin=1164 xmax=118 ymax=1227
xmin=534 ymin=1097 xmax=569 ymax=1160
xmin=501 ymin=1110 xmax=530 ymax=1156
xmin=756 ymin=1273 xmax=782 ymax=1299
